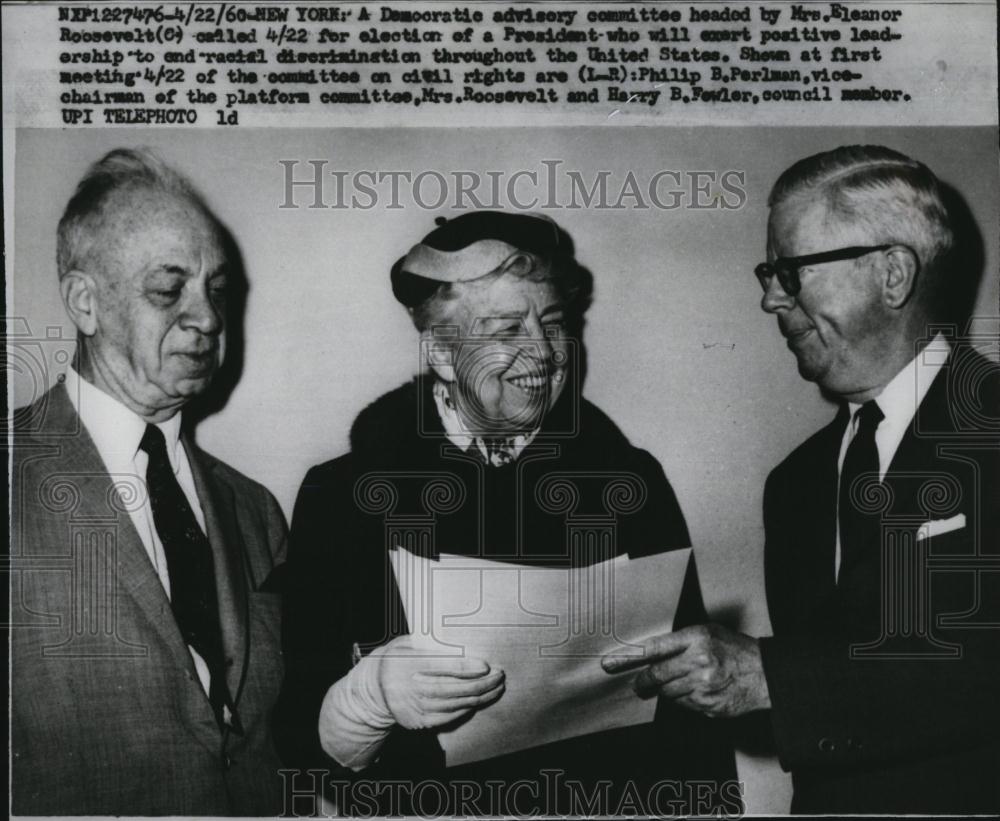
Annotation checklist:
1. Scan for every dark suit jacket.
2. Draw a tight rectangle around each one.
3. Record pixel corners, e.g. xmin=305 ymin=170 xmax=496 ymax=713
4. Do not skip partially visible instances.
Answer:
xmin=759 ymin=347 xmax=1000 ymax=814
xmin=274 ymin=379 xmax=736 ymax=817
xmin=10 ymin=383 xmax=287 ymax=815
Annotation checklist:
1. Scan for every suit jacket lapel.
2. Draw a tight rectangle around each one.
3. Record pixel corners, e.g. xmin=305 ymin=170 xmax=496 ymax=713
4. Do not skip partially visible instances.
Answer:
xmin=837 ymin=354 xmax=956 ymax=580
xmin=881 ymin=356 xmax=958 ymax=524
xmin=40 ymin=385 xmax=196 ymax=674
xmin=184 ymin=437 xmax=250 ymax=707
xmin=806 ymin=407 xmax=848 ymax=605
xmin=885 ymin=360 xmax=953 ymax=478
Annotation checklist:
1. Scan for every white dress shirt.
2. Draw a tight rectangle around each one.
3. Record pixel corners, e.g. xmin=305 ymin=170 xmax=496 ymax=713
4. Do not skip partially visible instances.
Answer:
xmin=834 ymin=334 xmax=950 ymax=578
xmin=64 ymin=366 xmax=212 ymax=694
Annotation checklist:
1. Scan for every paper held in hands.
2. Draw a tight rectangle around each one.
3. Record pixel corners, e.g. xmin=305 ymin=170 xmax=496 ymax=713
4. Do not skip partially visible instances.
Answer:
xmin=388 ymin=547 xmax=693 ymax=767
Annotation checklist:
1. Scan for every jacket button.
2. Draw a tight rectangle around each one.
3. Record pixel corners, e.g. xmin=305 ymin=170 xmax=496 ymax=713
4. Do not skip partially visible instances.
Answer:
xmin=222 ymin=754 xmax=233 ymax=771
xmin=818 ymin=737 xmax=836 ymax=753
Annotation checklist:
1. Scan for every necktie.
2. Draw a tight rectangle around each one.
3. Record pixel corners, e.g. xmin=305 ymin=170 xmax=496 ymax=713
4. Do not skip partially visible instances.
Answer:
xmin=838 ymin=401 xmax=884 ymax=580
xmin=140 ymin=424 xmax=241 ymax=733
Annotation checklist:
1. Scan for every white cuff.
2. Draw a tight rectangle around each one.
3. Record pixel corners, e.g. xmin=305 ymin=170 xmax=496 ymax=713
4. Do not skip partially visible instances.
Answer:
xmin=318 ymin=646 xmax=396 ymax=771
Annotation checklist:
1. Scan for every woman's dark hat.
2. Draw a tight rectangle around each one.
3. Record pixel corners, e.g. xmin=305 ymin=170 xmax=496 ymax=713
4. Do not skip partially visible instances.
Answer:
xmin=391 ymin=211 xmax=561 ymax=307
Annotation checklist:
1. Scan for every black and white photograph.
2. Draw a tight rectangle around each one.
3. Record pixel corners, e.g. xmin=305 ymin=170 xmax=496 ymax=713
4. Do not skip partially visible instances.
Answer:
xmin=4 ymin=2 xmax=999 ymax=818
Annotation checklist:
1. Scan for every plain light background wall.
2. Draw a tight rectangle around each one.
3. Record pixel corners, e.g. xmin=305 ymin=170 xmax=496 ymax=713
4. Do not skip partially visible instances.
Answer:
xmin=11 ymin=127 xmax=999 ymax=811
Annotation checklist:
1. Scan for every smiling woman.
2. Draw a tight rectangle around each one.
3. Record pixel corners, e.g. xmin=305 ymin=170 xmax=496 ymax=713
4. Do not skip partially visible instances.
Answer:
xmin=273 ymin=210 xmax=736 ymax=815
xmin=395 ymin=212 xmax=589 ymax=444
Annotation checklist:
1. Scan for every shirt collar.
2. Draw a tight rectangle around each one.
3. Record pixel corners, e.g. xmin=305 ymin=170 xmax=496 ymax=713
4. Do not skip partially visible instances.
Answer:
xmin=847 ymin=333 xmax=950 ymax=451
xmin=64 ymin=366 xmax=185 ymax=474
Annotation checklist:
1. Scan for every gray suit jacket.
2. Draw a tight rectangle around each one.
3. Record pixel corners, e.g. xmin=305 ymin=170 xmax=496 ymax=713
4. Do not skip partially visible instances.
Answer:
xmin=11 ymin=383 xmax=287 ymax=815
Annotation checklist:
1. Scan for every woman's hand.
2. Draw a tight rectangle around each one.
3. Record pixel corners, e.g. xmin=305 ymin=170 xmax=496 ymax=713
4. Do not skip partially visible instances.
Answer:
xmin=377 ymin=636 xmax=506 ymax=730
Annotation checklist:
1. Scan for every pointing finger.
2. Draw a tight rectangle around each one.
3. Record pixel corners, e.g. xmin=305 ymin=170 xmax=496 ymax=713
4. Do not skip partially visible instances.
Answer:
xmin=602 ymin=630 xmax=695 ymax=672
xmin=637 ymin=667 xmax=698 ymax=699
xmin=632 ymin=656 xmax=697 ymax=695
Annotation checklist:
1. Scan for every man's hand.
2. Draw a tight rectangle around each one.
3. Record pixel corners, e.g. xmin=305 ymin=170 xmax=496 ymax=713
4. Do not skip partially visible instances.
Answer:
xmin=602 ymin=624 xmax=770 ymax=718
xmin=378 ymin=637 xmax=505 ymax=730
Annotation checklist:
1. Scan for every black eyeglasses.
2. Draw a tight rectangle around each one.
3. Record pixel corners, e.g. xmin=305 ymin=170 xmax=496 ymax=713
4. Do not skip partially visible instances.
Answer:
xmin=755 ymin=244 xmax=893 ymax=297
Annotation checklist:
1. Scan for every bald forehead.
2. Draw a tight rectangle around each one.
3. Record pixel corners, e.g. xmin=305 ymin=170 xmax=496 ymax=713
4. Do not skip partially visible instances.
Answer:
xmin=102 ymin=186 xmax=219 ymax=245
xmin=92 ymin=187 xmax=224 ymax=279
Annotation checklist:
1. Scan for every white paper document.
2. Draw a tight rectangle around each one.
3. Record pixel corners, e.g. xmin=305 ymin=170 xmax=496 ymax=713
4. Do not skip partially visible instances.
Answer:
xmin=389 ymin=547 xmax=693 ymax=767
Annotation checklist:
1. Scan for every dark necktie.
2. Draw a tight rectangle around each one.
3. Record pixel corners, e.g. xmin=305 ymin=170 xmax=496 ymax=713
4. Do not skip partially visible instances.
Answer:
xmin=140 ymin=424 xmax=241 ymax=733
xmin=838 ymin=401 xmax=884 ymax=580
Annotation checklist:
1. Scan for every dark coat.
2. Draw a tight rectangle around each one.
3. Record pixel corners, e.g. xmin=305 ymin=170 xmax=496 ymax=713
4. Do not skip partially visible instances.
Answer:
xmin=759 ymin=347 xmax=1000 ymax=814
xmin=274 ymin=378 xmax=736 ymax=815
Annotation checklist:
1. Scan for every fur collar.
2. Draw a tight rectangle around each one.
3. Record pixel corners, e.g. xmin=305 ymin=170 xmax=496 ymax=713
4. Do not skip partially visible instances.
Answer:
xmin=348 ymin=376 xmax=636 ymax=466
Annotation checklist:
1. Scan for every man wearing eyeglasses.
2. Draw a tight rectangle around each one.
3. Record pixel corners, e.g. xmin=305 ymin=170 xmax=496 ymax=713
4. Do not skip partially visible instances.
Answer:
xmin=604 ymin=145 xmax=999 ymax=813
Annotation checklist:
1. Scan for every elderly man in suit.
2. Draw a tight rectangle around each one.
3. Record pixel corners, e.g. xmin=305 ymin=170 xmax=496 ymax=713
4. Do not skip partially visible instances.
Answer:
xmin=11 ymin=149 xmax=286 ymax=815
xmin=604 ymin=145 xmax=999 ymax=813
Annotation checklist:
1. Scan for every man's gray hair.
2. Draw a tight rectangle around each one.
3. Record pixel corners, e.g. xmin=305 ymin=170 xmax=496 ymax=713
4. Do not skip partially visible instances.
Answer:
xmin=768 ymin=145 xmax=954 ymax=296
xmin=56 ymin=147 xmax=207 ymax=278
